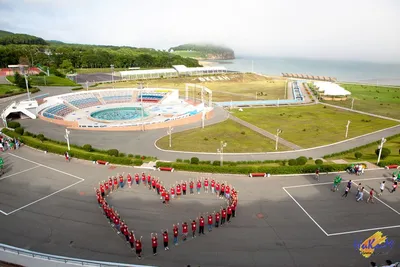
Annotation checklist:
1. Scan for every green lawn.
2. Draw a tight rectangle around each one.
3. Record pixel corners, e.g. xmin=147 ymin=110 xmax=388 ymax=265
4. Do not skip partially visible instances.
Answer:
xmin=323 ymin=83 xmax=400 ymax=119
xmin=326 ymin=135 xmax=400 ymax=163
xmin=156 ymin=119 xmax=290 ymax=152
xmin=231 ymin=105 xmax=399 ymax=148
xmin=96 ymin=73 xmax=287 ymax=101
xmin=0 ymin=84 xmax=23 ymax=95
xmin=172 ymin=51 xmax=206 ymax=58
xmin=7 ymin=75 xmax=78 ymax=86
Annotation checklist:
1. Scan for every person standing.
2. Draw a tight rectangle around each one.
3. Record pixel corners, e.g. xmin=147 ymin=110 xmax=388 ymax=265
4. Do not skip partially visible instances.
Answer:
xmin=127 ymin=173 xmax=132 ymax=188
xmin=220 ymin=183 xmax=225 ymax=199
xmin=182 ymin=222 xmax=188 ymax=241
xmin=356 ymin=187 xmax=364 ymax=202
xmin=152 ymin=178 xmax=156 ymax=191
xmin=182 ymin=181 xmax=187 ymax=195
xmin=108 ymin=177 xmax=113 ymax=193
xmin=129 ymin=231 xmax=135 ymax=250
xmin=141 ymin=172 xmax=146 ymax=185
xmin=191 ymin=219 xmax=197 ymax=238
xmin=215 ymin=181 xmax=220 ymax=197
xmin=162 ymin=230 xmax=169 ymax=250
xmin=378 ymin=181 xmax=385 ymax=196
xmin=170 ymin=185 xmax=175 ymax=199
xmin=221 ymin=207 xmax=227 ymax=225
xmin=113 ymin=177 xmax=118 ymax=191
xmin=135 ymin=174 xmax=140 ymax=186
xmin=356 ymin=183 xmax=362 ymax=198
xmin=164 ymin=191 xmax=170 ymax=204
xmin=225 ymin=184 xmax=231 ymax=200
xmin=342 ymin=186 xmax=350 ymax=198
xmin=204 ymin=178 xmax=209 ymax=193
xmin=215 ymin=211 xmax=220 ymax=228
xmin=367 ymin=188 xmax=375 ymax=203
xmin=227 ymin=205 xmax=233 ymax=222
xmin=196 ymin=179 xmax=202 ymax=194
xmin=148 ymin=174 xmax=152 ymax=189
xmin=135 ymin=236 xmax=143 ymax=259
xmin=211 ymin=179 xmax=215 ymax=194
xmin=199 ymin=216 xmax=205 ymax=235
xmin=176 ymin=183 xmax=182 ymax=198
xmin=391 ymin=181 xmax=398 ymax=193
xmin=173 ymin=224 xmax=179 ymax=245
xmin=231 ymin=201 xmax=237 ymax=217
xmin=189 ymin=180 xmax=194 ymax=194
xmin=119 ymin=174 xmax=124 ymax=189
xmin=151 ymin=233 xmax=158 ymax=256
xmin=207 ymin=213 xmax=213 ymax=232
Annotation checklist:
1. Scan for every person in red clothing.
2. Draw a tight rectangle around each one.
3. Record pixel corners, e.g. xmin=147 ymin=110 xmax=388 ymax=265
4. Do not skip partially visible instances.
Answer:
xmin=151 ymin=178 xmax=156 ymax=190
xmin=196 ymin=179 xmax=202 ymax=194
xmin=191 ymin=219 xmax=197 ymax=238
xmin=121 ymin=221 xmax=130 ymax=242
xmin=220 ymin=183 xmax=225 ymax=199
xmin=103 ymin=181 xmax=109 ymax=196
xmin=164 ymin=191 xmax=170 ymax=204
xmin=225 ymin=185 xmax=231 ymax=199
xmin=156 ymin=180 xmax=161 ymax=195
xmin=215 ymin=211 xmax=220 ymax=228
xmin=207 ymin=212 xmax=213 ymax=232
xmin=127 ymin=173 xmax=132 ymax=188
xmin=204 ymin=178 xmax=209 ymax=193
xmin=161 ymin=186 xmax=166 ymax=200
xmin=182 ymin=180 xmax=187 ymax=195
xmin=170 ymin=186 xmax=175 ymax=199
xmin=141 ymin=172 xmax=146 ymax=185
xmin=198 ymin=216 xmax=205 ymax=235
xmin=113 ymin=213 xmax=121 ymax=233
xmin=215 ymin=181 xmax=220 ymax=197
xmin=189 ymin=180 xmax=194 ymax=194
xmin=108 ymin=177 xmax=113 ymax=193
xmin=113 ymin=177 xmax=118 ymax=191
xmin=182 ymin=222 xmax=188 ymax=241
xmin=135 ymin=236 xmax=143 ymax=259
xmin=135 ymin=173 xmax=140 ymax=185
xmin=147 ymin=175 xmax=152 ymax=189
xmin=211 ymin=179 xmax=215 ymax=194
xmin=173 ymin=223 xmax=179 ymax=245
xmin=221 ymin=207 xmax=227 ymax=225
xmin=119 ymin=174 xmax=124 ymax=189
xmin=176 ymin=183 xmax=182 ymax=198
xmin=151 ymin=233 xmax=158 ymax=256
xmin=161 ymin=229 xmax=169 ymax=250
xmin=231 ymin=200 xmax=237 ymax=218
xmin=227 ymin=205 xmax=233 ymax=222
xmin=129 ymin=231 xmax=135 ymax=250
xmin=99 ymin=183 xmax=105 ymax=198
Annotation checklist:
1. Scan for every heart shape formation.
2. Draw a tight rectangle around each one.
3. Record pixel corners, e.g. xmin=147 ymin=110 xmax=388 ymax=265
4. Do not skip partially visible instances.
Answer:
xmin=95 ymin=172 xmax=239 ymax=260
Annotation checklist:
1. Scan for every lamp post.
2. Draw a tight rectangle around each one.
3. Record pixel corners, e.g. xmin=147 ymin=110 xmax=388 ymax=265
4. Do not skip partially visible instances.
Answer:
xmin=377 ymin=137 xmax=387 ymax=165
xmin=138 ymin=82 xmax=145 ymax=131
xmin=64 ymin=129 xmax=71 ymax=151
xmin=167 ymin=126 xmax=174 ymax=148
xmin=19 ymin=65 xmax=31 ymax=101
xmin=275 ymin=129 xmax=282 ymax=151
xmin=201 ymin=110 xmax=205 ymax=129
xmin=351 ymin=98 xmax=355 ymax=110
xmin=2 ymin=114 xmax=7 ymax=128
xmin=217 ymin=141 xmax=227 ymax=167
xmin=345 ymin=120 xmax=351 ymax=139
xmin=110 ymin=64 xmax=115 ymax=88
xmin=86 ymin=81 xmax=89 ymax=91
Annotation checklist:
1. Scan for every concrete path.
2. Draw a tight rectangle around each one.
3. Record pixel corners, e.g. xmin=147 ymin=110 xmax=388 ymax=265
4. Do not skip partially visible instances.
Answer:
xmin=0 ymin=147 xmax=399 ymax=267
xmin=0 ymin=76 xmax=11 ymax=84
xmin=229 ymin=115 xmax=302 ymax=150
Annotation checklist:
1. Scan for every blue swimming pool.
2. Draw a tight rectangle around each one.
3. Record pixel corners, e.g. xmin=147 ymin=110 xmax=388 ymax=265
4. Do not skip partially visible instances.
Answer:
xmin=90 ymin=107 xmax=148 ymax=121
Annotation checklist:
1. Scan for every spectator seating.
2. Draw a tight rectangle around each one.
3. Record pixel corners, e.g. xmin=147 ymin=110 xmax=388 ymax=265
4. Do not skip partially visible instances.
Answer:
xmin=97 ymin=90 xmax=133 ymax=104
xmin=43 ymin=104 xmax=75 ymax=120
xmin=61 ymin=93 xmax=102 ymax=109
xmin=137 ymin=92 xmax=167 ymax=103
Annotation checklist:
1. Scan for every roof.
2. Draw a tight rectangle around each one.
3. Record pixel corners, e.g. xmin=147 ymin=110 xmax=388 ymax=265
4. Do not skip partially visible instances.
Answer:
xmin=120 ymin=68 xmax=177 ymax=76
xmin=314 ymin=82 xmax=351 ymax=96
xmin=172 ymin=65 xmax=227 ymax=73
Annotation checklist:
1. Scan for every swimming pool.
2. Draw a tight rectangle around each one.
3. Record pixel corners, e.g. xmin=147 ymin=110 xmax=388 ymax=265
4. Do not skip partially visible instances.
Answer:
xmin=90 ymin=107 xmax=148 ymax=121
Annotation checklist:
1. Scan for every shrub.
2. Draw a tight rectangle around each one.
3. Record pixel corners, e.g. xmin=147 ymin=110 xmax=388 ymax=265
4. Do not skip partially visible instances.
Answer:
xmin=107 ymin=149 xmax=119 ymax=157
xmin=23 ymin=131 xmax=33 ymax=137
xmin=134 ymin=155 xmax=141 ymax=159
xmin=296 ymin=156 xmax=308 ymax=166
xmin=36 ymin=134 xmax=45 ymax=142
xmin=119 ymin=153 xmax=126 ymax=157
xmin=176 ymin=158 xmax=183 ymax=162
xmin=375 ymin=148 xmax=391 ymax=159
xmin=281 ymin=160 xmax=287 ymax=166
xmin=190 ymin=157 xmax=199 ymax=164
xmin=212 ymin=160 xmax=221 ymax=166
xmin=128 ymin=154 xmax=133 ymax=158
xmin=7 ymin=121 xmax=20 ymax=129
xmin=354 ymin=152 xmax=362 ymax=159
xmin=14 ymin=127 xmax=24 ymax=135
xmin=315 ymin=159 xmax=323 ymax=165
xmin=183 ymin=159 xmax=190 ymax=164
xmin=288 ymin=159 xmax=297 ymax=166
xmin=82 ymin=144 xmax=92 ymax=152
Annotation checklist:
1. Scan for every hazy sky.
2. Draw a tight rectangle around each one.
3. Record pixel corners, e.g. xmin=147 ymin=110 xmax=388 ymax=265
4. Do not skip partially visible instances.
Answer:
xmin=1 ymin=0 xmax=399 ymax=63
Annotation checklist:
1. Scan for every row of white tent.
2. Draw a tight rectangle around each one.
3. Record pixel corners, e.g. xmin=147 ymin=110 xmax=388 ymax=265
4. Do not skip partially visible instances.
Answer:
xmin=119 ymin=65 xmax=227 ymax=80
xmin=313 ymin=81 xmax=351 ymax=96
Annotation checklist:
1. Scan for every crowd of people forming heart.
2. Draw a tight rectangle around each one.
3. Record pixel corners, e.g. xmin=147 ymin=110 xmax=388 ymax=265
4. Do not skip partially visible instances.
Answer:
xmin=95 ymin=172 xmax=239 ymax=260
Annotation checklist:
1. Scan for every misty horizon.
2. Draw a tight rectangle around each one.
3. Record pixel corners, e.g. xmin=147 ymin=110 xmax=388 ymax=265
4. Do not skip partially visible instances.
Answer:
xmin=1 ymin=0 xmax=399 ymax=64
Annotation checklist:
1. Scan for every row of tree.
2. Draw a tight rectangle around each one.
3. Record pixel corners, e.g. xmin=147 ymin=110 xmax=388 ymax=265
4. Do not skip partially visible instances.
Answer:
xmin=169 ymin=43 xmax=234 ymax=54
xmin=0 ymin=43 xmax=201 ymax=70
xmin=0 ymin=34 xmax=48 ymax=45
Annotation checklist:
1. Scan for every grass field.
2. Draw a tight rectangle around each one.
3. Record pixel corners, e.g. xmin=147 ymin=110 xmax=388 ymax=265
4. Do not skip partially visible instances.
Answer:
xmin=0 ymin=84 xmax=23 ymax=95
xmin=96 ymin=73 xmax=287 ymax=101
xmin=7 ymin=75 xmax=78 ymax=86
xmin=172 ymin=51 xmax=206 ymax=58
xmin=323 ymin=83 xmax=400 ymax=119
xmin=326 ymin=135 xmax=400 ymax=163
xmin=156 ymin=119 xmax=289 ymax=152
xmin=231 ymin=105 xmax=399 ymax=148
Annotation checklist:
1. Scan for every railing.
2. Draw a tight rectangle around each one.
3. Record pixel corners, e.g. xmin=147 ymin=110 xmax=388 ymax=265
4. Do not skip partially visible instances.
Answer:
xmin=0 ymin=243 xmax=155 ymax=267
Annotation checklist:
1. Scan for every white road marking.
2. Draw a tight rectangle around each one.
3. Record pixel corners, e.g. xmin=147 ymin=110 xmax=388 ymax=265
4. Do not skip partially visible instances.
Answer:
xmin=0 ymin=165 xmax=41 ymax=181
xmin=327 ymin=225 xmax=400 ymax=237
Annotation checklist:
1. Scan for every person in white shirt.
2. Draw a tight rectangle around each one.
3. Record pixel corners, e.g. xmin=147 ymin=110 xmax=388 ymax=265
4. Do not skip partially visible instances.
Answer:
xmin=378 ymin=181 xmax=385 ymax=196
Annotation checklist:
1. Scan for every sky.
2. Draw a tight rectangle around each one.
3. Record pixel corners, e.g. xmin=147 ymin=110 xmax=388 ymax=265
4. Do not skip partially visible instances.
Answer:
xmin=1 ymin=0 xmax=400 ymax=63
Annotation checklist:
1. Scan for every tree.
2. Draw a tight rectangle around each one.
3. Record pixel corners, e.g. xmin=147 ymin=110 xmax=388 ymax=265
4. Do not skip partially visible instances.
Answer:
xmin=60 ymin=59 xmax=74 ymax=73
xmin=13 ymin=72 xmax=31 ymax=89
xmin=375 ymin=148 xmax=391 ymax=159
xmin=354 ymin=152 xmax=362 ymax=159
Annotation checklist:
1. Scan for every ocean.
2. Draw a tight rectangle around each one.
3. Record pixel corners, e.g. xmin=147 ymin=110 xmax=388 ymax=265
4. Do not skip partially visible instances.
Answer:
xmin=205 ymin=57 xmax=400 ymax=85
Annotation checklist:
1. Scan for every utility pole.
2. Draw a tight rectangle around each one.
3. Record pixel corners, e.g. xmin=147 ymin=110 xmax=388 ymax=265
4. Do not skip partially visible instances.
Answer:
xmin=64 ymin=129 xmax=71 ymax=151
xmin=275 ymin=129 xmax=282 ymax=151
xmin=351 ymin=98 xmax=355 ymax=110
xmin=377 ymin=137 xmax=387 ymax=165
xmin=138 ymin=82 xmax=145 ymax=131
xmin=167 ymin=126 xmax=174 ymax=148
xmin=345 ymin=120 xmax=351 ymax=139
xmin=217 ymin=141 xmax=227 ymax=166
xmin=110 ymin=64 xmax=115 ymax=89
xmin=86 ymin=81 xmax=89 ymax=91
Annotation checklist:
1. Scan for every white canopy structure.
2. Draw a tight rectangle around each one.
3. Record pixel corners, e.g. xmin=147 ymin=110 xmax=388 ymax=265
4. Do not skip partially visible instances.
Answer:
xmin=313 ymin=81 xmax=351 ymax=96
xmin=172 ymin=65 xmax=227 ymax=76
xmin=120 ymin=68 xmax=178 ymax=80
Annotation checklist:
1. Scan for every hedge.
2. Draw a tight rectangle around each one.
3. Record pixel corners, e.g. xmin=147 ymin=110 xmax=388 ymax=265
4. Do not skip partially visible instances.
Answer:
xmin=377 ymin=159 xmax=400 ymax=167
xmin=156 ymin=161 xmax=349 ymax=175
xmin=2 ymin=128 xmax=145 ymax=166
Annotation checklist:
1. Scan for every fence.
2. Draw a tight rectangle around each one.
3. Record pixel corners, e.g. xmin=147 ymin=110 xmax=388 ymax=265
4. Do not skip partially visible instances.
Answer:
xmin=0 ymin=243 xmax=155 ymax=267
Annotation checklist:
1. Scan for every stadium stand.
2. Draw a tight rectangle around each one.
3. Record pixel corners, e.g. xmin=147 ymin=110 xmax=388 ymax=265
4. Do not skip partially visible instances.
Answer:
xmin=61 ymin=93 xmax=102 ymax=109
xmin=137 ymin=92 xmax=167 ymax=103
xmin=43 ymin=104 xmax=75 ymax=119
xmin=96 ymin=90 xmax=134 ymax=104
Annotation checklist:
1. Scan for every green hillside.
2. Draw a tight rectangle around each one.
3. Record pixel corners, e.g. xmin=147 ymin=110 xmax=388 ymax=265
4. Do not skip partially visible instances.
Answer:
xmin=169 ymin=43 xmax=235 ymax=59
xmin=0 ymin=30 xmax=13 ymax=38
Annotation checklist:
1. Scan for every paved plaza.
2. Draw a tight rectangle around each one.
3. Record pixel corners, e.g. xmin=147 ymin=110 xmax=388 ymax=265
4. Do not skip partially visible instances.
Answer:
xmin=0 ymin=147 xmax=399 ymax=266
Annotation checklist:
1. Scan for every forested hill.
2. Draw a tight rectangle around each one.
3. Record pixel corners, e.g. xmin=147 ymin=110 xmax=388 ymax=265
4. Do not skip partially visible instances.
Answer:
xmin=169 ymin=44 xmax=235 ymax=60
xmin=0 ymin=30 xmax=200 ymax=69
